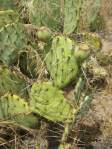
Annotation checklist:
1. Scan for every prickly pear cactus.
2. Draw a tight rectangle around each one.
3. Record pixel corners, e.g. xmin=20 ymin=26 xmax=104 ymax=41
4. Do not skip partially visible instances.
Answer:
xmin=64 ymin=0 xmax=101 ymax=33
xmin=0 ymin=66 xmax=28 ymax=98
xmin=45 ymin=35 xmax=79 ymax=88
xmin=0 ymin=23 xmax=27 ymax=66
xmin=64 ymin=0 xmax=82 ymax=34
xmin=24 ymin=0 xmax=61 ymax=31
xmin=19 ymin=49 xmax=44 ymax=79
xmin=81 ymin=0 xmax=101 ymax=30
xmin=0 ymin=10 xmax=19 ymax=28
xmin=0 ymin=94 xmax=38 ymax=128
xmin=30 ymin=82 xmax=73 ymax=122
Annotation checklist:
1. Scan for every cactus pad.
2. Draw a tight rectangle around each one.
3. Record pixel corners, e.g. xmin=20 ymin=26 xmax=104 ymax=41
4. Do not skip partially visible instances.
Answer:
xmin=30 ymin=82 xmax=73 ymax=122
xmin=0 ymin=94 xmax=38 ymax=128
xmin=64 ymin=0 xmax=82 ymax=34
xmin=27 ymin=0 xmax=61 ymax=31
xmin=0 ymin=94 xmax=29 ymax=119
xmin=0 ymin=10 xmax=19 ymax=28
xmin=45 ymin=35 xmax=79 ymax=88
xmin=0 ymin=66 xmax=28 ymax=98
xmin=0 ymin=23 xmax=27 ymax=66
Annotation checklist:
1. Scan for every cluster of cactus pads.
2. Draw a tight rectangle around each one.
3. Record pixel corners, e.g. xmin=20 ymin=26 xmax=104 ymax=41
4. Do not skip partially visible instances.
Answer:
xmin=19 ymin=0 xmax=101 ymax=33
xmin=0 ymin=30 xmax=102 ymax=128
xmin=0 ymin=81 xmax=74 ymax=127
xmin=0 ymin=6 xmax=102 ymax=131
xmin=0 ymin=1 xmax=109 ymax=149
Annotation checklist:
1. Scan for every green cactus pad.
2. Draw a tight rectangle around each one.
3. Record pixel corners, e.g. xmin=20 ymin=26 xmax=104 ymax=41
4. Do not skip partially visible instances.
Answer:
xmin=0 ymin=66 xmax=28 ymax=98
xmin=0 ymin=23 xmax=27 ymax=66
xmin=64 ymin=0 xmax=82 ymax=34
xmin=81 ymin=0 xmax=101 ymax=31
xmin=45 ymin=35 xmax=79 ymax=88
xmin=0 ymin=94 xmax=29 ymax=118
xmin=30 ymin=82 xmax=73 ymax=122
xmin=0 ymin=94 xmax=38 ymax=128
xmin=0 ymin=10 xmax=19 ymax=28
xmin=27 ymin=0 xmax=61 ymax=31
